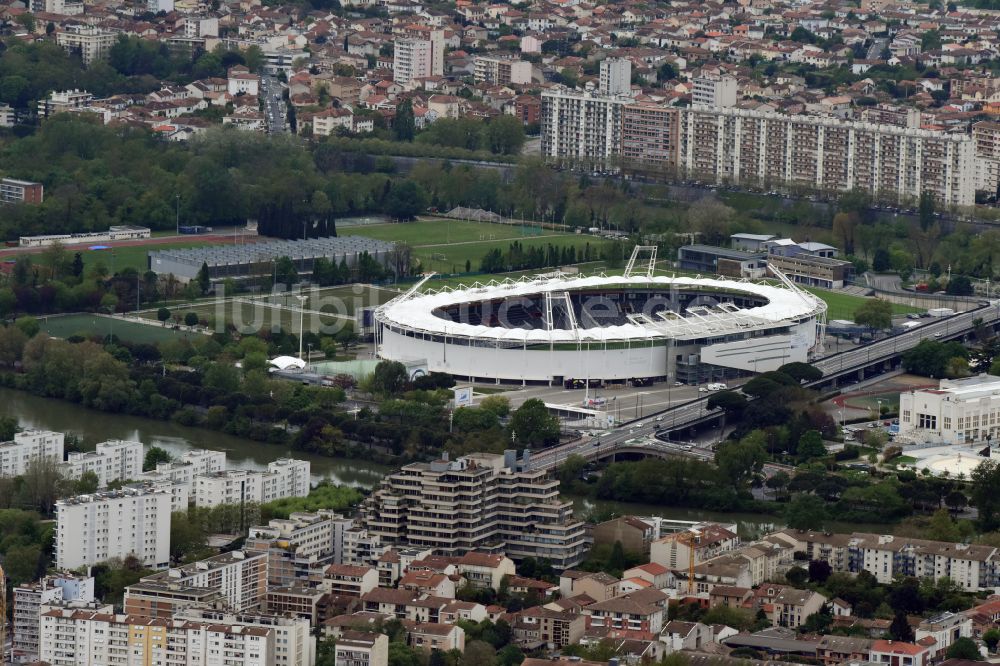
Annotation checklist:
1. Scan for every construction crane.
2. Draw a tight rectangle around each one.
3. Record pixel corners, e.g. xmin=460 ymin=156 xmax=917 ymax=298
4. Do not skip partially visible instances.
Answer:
xmin=675 ymin=530 xmax=700 ymax=596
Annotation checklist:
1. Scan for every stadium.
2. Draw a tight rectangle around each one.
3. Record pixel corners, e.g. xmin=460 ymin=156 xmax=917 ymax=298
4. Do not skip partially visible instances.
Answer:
xmin=374 ymin=249 xmax=828 ymax=385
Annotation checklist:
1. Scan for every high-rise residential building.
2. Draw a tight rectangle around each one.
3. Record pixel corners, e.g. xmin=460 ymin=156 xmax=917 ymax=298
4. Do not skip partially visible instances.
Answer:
xmin=176 ymin=608 xmax=315 ymax=666
xmin=474 ymin=56 xmax=532 ymax=85
xmin=691 ymin=74 xmax=738 ymax=108
xmin=335 ymin=631 xmax=389 ymax=666
xmin=39 ymin=609 xmax=281 ymax=666
xmin=0 ymin=430 xmax=62 ymax=475
xmin=393 ymin=38 xmax=433 ymax=88
xmin=600 ymin=58 xmax=632 ymax=96
xmin=126 ymin=550 xmax=268 ymax=614
xmin=55 ymin=26 xmax=116 ymax=65
xmin=677 ymin=106 xmax=975 ymax=207
xmin=137 ymin=448 xmax=227 ymax=504
xmin=55 ymin=487 xmax=172 ymax=570
xmin=13 ymin=574 xmax=95 ymax=662
xmin=194 ymin=458 xmax=310 ymax=508
xmin=246 ymin=510 xmax=354 ymax=585
xmin=60 ymin=439 xmax=143 ymax=488
xmin=541 ymin=87 xmax=633 ymax=167
xmin=621 ymin=103 xmax=680 ymax=171
xmin=362 ymin=451 xmax=587 ymax=569
xmin=0 ymin=179 xmax=44 ymax=205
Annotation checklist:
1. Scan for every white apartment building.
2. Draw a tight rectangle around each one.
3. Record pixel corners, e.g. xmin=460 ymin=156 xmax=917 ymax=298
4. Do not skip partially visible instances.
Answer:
xmin=599 ymin=57 xmax=632 ymax=96
xmin=393 ymin=38 xmax=433 ymax=87
xmin=137 ymin=448 xmax=226 ymax=504
xmin=133 ymin=550 xmax=268 ymax=612
xmin=248 ymin=510 xmax=353 ymax=564
xmin=474 ymin=56 xmax=532 ymax=85
xmin=61 ymin=439 xmax=143 ymax=488
xmin=773 ymin=529 xmax=1000 ymax=591
xmin=37 ymin=89 xmax=93 ymax=118
xmin=343 ymin=526 xmax=387 ymax=567
xmin=677 ymin=106 xmax=975 ymax=207
xmin=13 ymin=574 xmax=94 ymax=661
xmin=194 ymin=459 xmax=310 ymax=508
xmin=0 ymin=103 xmax=14 ymax=127
xmin=40 ymin=609 xmax=278 ymax=666
xmin=899 ymin=374 xmax=1000 ymax=444
xmin=692 ymin=74 xmax=738 ymax=108
xmin=541 ymin=87 xmax=634 ymax=166
xmin=362 ymin=451 xmax=587 ymax=568
xmin=55 ymin=487 xmax=172 ymax=570
xmin=0 ymin=430 xmax=64 ymax=478
xmin=55 ymin=26 xmax=116 ymax=65
xmin=176 ymin=608 xmax=315 ymax=666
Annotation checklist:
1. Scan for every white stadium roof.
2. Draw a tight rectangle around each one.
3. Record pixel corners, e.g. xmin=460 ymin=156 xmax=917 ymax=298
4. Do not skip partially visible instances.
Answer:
xmin=376 ymin=274 xmax=825 ymax=344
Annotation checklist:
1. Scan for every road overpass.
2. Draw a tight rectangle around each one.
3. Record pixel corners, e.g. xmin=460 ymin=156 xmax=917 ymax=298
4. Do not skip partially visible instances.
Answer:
xmin=526 ymin=301 xmax=1000 ymax=472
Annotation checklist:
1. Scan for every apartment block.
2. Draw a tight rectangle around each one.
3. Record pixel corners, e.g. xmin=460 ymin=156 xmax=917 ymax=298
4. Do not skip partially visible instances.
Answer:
xmin=137 ymin=448 xmax=226 ymax=504
xmin=55 ymin=26 xmax=116 ymax=65
xmin=60 ymin=439 xmax=142 ymax=488
xmin=678 ymin=106 xmax=975 ymax=207
xmin=335 ymin=631 xmax=389 ymax=666
xmin=0 ymin=103 xmax=15 ymax=127
xmin=474 ymin=56 xmax=532 ymax=85
xmin=246 ymin=510 xmax=353 ymax=585
xmin=362 ymin=451 xmax=586 ymax=569
xmin=0 ymin=430 xmax=62 ymax=475
xmin=773 ymin=529 xmax=1000 ymax=591
xmin=128 ymin=550 xmax=268 ymax=613
xmin=692 ymin=74 xmax=738 ymax=108
xmin=262 ymin=584 xmax=326 ymax=623
xmin=39 ymin=609 xmax=277 ymax=666
xmin=55 ymin=487 xmax=172 ymax=570
xmin=974 ymin=121 xmax=1000 ymax=193
xmin=621 ymin=103 xmax=680 ymax=171
xmin=323 ymin=563 xmax=379 ymax=597
xmin=37 ymin=89 xmax=93 ymax=118
xmin=541 ymin=87 xmax=633 ymax=167
xmin=0 ymin=179 xmax=44 ymax=205
xmin=13 ymin=573 xmax=95 ymax=661
xmin=600 ymin=57 xmax=632 ymax=96
xmin=176 ymin=608 xmax=315 ymax=666
xmin=194 ymin=458 xmax=310 ymax=508
xmin=393 ymin=39 xmax=433 ymax=87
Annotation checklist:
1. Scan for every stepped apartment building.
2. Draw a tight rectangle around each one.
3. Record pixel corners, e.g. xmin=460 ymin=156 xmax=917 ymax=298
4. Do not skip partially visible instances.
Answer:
xmin=362 ymin=451 xmax=587 ymax=569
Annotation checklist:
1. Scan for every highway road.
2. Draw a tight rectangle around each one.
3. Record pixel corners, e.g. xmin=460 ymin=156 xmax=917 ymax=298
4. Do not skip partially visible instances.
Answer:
xmin=527 ymin=302 xmax=1000 ymax=472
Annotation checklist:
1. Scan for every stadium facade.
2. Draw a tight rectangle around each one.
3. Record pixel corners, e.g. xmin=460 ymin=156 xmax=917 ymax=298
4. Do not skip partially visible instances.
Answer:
xmin=374 ymin=267 xmax=827 ymax=385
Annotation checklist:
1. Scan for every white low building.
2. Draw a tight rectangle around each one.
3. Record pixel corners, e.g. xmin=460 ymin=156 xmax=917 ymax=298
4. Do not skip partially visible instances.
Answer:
xmin=137 ymin=449 xmax=227 ymax=504
xmin=0 ymin=430 xmax=64 ymax=477
xmin=60 ymin=439 xmax=143 ymax=488
xmin=194 ymin=459 xmax=311 ymax=508
xmin=899 ymin=374 xmax=1000 ymax=445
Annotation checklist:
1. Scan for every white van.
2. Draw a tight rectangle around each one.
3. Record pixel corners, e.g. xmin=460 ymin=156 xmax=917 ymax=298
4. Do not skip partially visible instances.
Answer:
xmin=707 ymin=383 xmax=726 ymax=391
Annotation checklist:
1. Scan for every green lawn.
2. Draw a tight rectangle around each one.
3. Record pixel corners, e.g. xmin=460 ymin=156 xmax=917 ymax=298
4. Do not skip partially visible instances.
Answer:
xmin=343 ymin=219 xmax=552 ymax=247
xmin=804 ymin=288 xmax=922 ymax=320
xmin=40 ymin=314 xmax=198 ymax=344
xmin=18 ymin=241 xmax=225 ymax=275
xmin=414 ymin=235 xmax=613 ymax=274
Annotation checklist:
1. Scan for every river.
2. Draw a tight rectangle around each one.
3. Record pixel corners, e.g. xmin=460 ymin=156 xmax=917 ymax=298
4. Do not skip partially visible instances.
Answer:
xmin=0 ymin=387 xmax=905 ymax=537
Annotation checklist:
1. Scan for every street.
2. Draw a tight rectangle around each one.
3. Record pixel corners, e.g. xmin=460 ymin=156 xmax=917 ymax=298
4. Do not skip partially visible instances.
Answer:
xmin=261 ymin=75 xmax=287 ymax=135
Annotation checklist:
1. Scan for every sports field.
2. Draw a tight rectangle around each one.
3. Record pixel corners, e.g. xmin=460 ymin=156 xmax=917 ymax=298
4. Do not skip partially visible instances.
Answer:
xmin=804 ymin=288 xmax=922 ymax=320
xmin=343 ymin=218 xmax=548 ymax=246
xmin=139 ymin=284 xmax=401 ymax=334
xmin=39 ymin=314 xmax=197 ymax=344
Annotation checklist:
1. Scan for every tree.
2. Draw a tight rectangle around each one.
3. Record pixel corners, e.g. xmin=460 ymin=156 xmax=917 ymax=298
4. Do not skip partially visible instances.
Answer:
xmin=972 ymin=460 xmax=1000 ymax=531
xmin=798 ymin=430 xmax=827 ymax=461
xmin=0 ymin=326 xmax=28 ymax=369
xmin=946 ymin=275 xmax=973 ymax=296
xmin=480 ymin=395 xmax=510 ymax=418
xmin=485 ymin=116 xmax=525 ymax=155
xmin=686 ymin=198 xmax=735 ymax=246
xmin=195 ymin=262 xmax=211 ymax=295
xmin=461 ymin=640 xmax=497 ymax=666
xmin=143 ymin=446 xmax=173 ymax=472
xmin=785 ymin=493 xmax=828 ymax=530
xmin=184 ymin=312 xmax=199 ymax=327
xmin=394 ymin=99 xmax=415 ymax=141
xmin=854 ymin=298 xmax=892 ymax=333
xmin=785 ymin=566 xmax=808 ymax=586
xmin=74 ymin=470 xmax=100 ymax=494
xmin=508 ymin=398 xmax=560 ymax=447
xmin=15 ymin=316 xmax=39 ymax=339
xmin=706 ymin=390 xmax=748 ymax=416
xmin=371 ymin=361 xmax=409 ymax=396
xmin=983 ymin=629 xmax=1000 ymax=652
xmin=385 ymin=181 xmax=428 ymax=220
xmin=889 ymin=612 xmax=914 ymax=641
xmin=157 ymin=308 xmax=171 ymax=325
xmin=778 ymin=362 xmax=822 ymax=383
xmin=808 ymin=560 xmax=832 ymax=583
xmin=946 ymin=637 xmax=981 ymax=660
xmin=715 ymin=433 xmax=767 ymax=488
xmin=274 ymin=256 xmax=298 ymax=286
xmin=873 ymin=248 xmax=891 ymax=271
